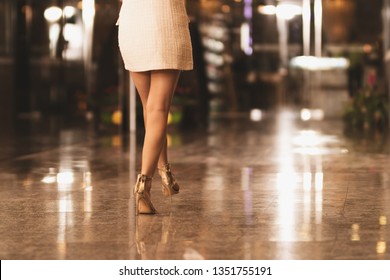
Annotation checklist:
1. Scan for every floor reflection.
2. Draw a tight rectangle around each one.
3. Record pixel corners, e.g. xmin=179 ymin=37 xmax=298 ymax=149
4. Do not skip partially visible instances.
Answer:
xmin=0 ymin=108 xmax=389 ymax=259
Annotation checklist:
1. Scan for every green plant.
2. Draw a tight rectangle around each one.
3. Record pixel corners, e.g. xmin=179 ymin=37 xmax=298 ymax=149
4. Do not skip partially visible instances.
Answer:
xmin=343 ymin=79 xmax=388 ymax=130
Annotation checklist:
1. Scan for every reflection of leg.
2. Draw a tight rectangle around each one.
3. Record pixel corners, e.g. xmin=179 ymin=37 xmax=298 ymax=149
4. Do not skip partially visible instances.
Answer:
xmin=160 ymin=214 xmax=173 ymax=244
xmin=135 ymin=216 xmax=160 ymax=259
xmin=154 ymin=214 xmax=173 ymax=259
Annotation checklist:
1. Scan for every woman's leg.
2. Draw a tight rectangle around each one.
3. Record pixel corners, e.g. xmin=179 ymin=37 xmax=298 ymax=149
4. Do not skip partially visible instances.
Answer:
xmin=130 ymin=70 xmax=151 ymax=126
xmin=141 ymin=69 xmax=180 ymax=176
xmin=131 ymin=70 xmax=180 ymax=177
xmin=130 ymin=71 xmax=173 ymax=171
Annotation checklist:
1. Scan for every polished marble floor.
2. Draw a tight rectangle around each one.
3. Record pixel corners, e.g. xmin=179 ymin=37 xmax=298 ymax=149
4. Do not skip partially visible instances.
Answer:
xmin=1 ymin=108 xmax=390 ymax=260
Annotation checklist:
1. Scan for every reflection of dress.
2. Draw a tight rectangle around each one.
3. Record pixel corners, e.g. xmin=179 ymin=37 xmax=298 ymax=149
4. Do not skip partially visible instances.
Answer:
xmin=117 ymin=0 xmax=193 ymax=72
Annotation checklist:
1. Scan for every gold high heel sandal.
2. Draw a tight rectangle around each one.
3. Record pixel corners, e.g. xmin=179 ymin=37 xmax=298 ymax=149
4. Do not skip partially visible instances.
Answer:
xmin=158 ymin=163 xmax=180 ymax=197
xmin=133 ymin=174 xmax=157 ymax=215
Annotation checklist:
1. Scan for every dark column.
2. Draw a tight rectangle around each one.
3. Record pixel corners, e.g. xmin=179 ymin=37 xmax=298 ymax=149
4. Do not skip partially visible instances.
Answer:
xmin=13 ymin=0 xmax=32 ymax=116
xmin=0 ymin=0 xmax=15 ymax=129
xmin=384 ymin=0 xmax=390 ymax=128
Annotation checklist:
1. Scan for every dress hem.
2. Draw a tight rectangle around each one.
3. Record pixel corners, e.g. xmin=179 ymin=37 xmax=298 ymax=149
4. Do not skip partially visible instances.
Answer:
xmin=124 ymin=65 xmax=193 ymax=72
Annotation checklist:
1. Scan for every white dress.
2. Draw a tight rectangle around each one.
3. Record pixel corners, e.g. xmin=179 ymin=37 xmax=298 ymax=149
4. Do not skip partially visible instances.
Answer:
xmin=117 ymin=0 xmax=193 ymax=72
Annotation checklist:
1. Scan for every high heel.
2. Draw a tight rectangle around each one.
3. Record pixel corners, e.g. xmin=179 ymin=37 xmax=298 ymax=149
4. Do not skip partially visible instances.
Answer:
xmin=158 ymin=163 xmax=180 ymax=197
xmin=133 ymin=174 xmax=157 ymax=215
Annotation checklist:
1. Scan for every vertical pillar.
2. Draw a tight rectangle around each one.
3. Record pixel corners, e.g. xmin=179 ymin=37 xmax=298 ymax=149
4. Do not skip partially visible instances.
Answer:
xmin=4 ymin=0 xmax=13 ymax=55
xmin=314 ymin=0 xmax=323 ymax=57
xmin=277 ymin=16 xmax=289 ymax=69
xmin=82 ymin=0 xmax=95 ymax=108
xmin=0 ymin=0 xmax=15 ymax=128
xmin=302 ymin=0 xmax=311 ymax=56
xmin=241 ymin=0 xmax=253 ymax=56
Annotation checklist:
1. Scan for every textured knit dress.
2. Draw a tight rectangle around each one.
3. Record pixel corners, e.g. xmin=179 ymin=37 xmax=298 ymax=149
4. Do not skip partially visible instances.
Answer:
xmin=117 ymin=0 xmax=193 ymax=72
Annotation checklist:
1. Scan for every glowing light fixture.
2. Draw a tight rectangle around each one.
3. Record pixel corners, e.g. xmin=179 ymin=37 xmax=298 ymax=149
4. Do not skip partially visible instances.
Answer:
xmin=258 ymin=5 xmax=276 ymax=15
xmin=300 ymin=108 xmax=325 ymax=121
xmin=258 ymin=3 xmax=302 ymax=19
xmin=250 ymin=109 xmax=263 ymax=122
xmin=276 ymin=4 xmax=302 ymax=20
xmin=44 ymin=6 xmax=62 ymax=22
xmin=290 ymin=56 xmax=349 ymax=71
xmin=241 ymin=0 xmax=253 ymax=55
xmin=57 ymin=171 xmax=75 ymax=184
xmin=63 ymin=6 xmax=77 ymax=18
xmin=240 ymin=22 xmax=253 ymax=55
xmin=301 ymin=108 xmax=311 ymax=121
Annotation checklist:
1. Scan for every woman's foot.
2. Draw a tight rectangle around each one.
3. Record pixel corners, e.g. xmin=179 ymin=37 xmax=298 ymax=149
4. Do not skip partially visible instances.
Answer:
xmin=133 ymin=174 xmax=157 ymax=215
xmin=158 ymin=163 xmax=180 ymax=197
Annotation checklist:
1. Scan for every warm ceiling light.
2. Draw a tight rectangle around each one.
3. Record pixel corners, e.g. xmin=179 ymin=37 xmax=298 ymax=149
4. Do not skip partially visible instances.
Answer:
xmin=44 ymin=6 xmax=62 ymax=22
xmin=276 ymin=4 xmax=302 ymax=20
xmin=63 ymin=6 xmax=77 ymax=18
xmin=258 ymin=5 xmax=276 ymax=15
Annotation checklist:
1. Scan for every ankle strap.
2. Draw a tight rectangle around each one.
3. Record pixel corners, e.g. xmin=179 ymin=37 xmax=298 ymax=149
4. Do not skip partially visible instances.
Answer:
xmin=158 ymin=163 xmax=171 ymax=171
xmin=138 ymin=174 xmax=153 ymax=181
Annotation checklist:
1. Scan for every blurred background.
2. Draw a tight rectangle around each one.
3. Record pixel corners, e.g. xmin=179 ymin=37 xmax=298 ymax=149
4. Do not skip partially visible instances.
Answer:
xmin=0 ymin=0 xmax=389 ymax=133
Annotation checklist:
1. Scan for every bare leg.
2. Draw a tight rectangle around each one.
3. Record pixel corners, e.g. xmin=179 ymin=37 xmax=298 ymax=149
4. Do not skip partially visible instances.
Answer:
xmin=130 ymin=71 xmax=151 ymax=126
xmin=130 ymin=72 xmax=169 ymax=170
xmin=131 ymin=70 xmax=180 ymax=177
